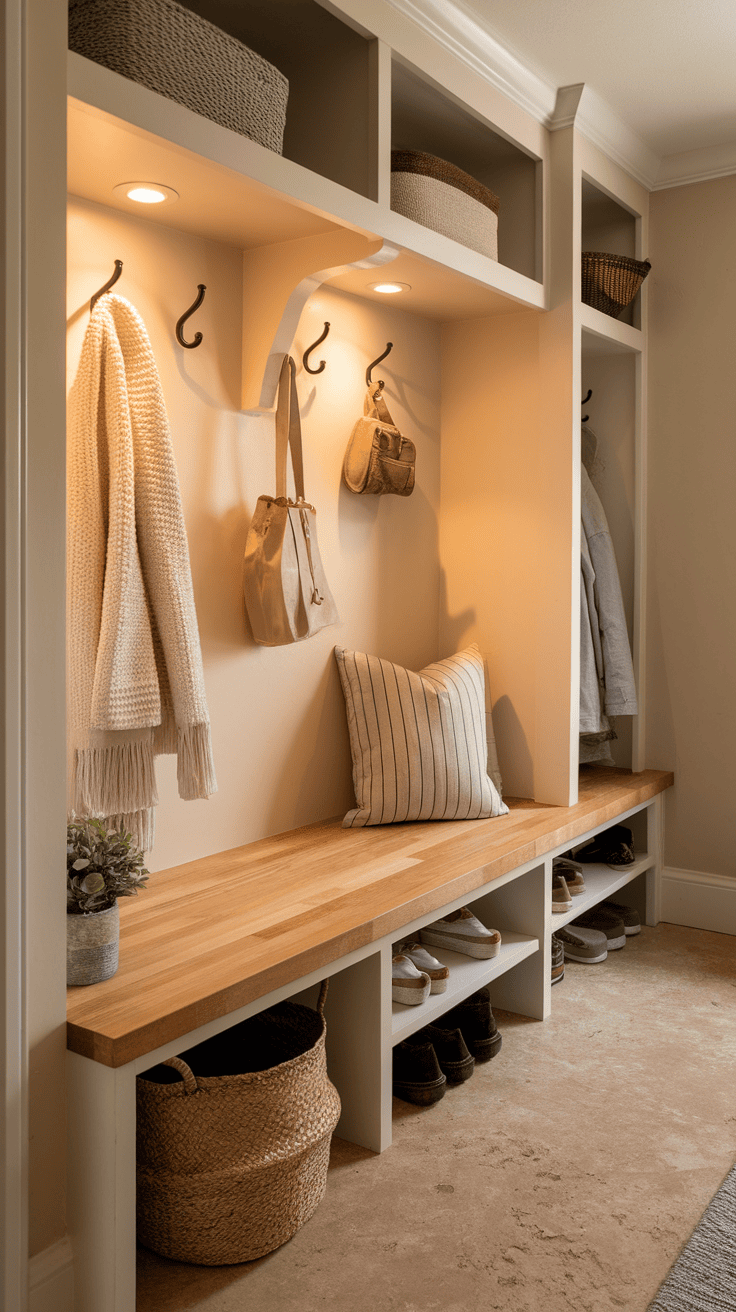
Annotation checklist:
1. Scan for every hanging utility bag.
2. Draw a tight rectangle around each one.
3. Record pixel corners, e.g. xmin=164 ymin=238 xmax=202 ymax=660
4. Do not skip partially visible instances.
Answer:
xmin=342 ymin=387 xmax=416 ymax=497
xmin=243 ymin=355 xmax=339 ymax=645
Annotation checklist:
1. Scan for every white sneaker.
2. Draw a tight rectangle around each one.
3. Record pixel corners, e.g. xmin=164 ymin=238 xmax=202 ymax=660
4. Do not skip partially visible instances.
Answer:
xmin=419 ymin=908 xmax=501 ymax=959
xmin=397 ymin=941 xmax=450 ymax=993
xmin=391 ymin=954 xmax=431 ymax=1006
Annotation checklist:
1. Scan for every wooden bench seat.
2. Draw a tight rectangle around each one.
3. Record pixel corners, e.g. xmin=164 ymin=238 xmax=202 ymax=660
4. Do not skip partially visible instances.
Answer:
xmin=67 ymin=767 xmax=672 ymax=1068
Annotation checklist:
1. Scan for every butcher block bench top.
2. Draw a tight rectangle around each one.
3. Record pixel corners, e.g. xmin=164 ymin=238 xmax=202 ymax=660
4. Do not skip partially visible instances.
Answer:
xmin=67 ymin=767 xmax=672 ymax=1068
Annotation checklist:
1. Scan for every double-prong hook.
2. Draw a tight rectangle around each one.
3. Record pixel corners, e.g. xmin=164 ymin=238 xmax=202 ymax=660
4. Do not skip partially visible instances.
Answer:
xmin=303 ymin=321 xmax=330 ymax=375
xmin=366 ymin=341 xmax=393 ymax=390
xmin=176 ymin=284 xmax=206 ymax=349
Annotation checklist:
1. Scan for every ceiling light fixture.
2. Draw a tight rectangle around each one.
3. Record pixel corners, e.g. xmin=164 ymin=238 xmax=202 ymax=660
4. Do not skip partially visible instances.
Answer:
xmin=368 ymin=281 xmax=411 ymax=294
xmin=112 ymin=181 xmax=179 ymax=205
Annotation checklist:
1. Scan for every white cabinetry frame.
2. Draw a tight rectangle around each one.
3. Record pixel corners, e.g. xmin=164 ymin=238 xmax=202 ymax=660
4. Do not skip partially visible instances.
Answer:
xmin=67 ymin=793 xmax=664 ymax=1312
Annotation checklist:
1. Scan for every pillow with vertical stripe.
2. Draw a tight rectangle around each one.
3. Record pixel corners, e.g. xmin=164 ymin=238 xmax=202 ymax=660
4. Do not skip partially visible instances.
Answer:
xmin=334 ymin=643 xmax=509 ymax=828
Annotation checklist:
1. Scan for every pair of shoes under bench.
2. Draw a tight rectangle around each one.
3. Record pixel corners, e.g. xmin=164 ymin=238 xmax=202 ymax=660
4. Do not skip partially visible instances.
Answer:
xmin=395 ymin=941 xmax=450 ymax=993
xmin=442 ymin=986 xmax=502 ymax=1062
xmin=572 ymin=907 xmax=626 ymax=951
xmin=393 ymin=1023 xmax=475 ymax=1105
xmin=555 ymin=924 xmax=608 ymax=964
xmin=419 ymin=907 xmax=501 ymax=959
xmin=552 ymin=857 xmax=586 ymax=912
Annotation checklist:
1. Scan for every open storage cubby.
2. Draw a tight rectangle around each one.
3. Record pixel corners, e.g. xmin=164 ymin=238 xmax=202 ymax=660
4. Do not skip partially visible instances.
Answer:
xmin=169 ymin=0 xmax=374 ymax=196
xmin=581 ymin=177 xmax=642 ymax=327
xmin=391 ymin=863 xmax=546 ymax=1046
xmin=581 ymin=334 xmax=638 ymax=771
xmin=391 ymin=56 xmax=541 ymax=282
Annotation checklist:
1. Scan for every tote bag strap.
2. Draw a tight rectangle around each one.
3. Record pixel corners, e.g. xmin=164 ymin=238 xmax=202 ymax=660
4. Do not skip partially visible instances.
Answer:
xmin=275 ymin=355 xmax=306 ymax=501
xmin=364 ymin=385 xmax=397 ymax=429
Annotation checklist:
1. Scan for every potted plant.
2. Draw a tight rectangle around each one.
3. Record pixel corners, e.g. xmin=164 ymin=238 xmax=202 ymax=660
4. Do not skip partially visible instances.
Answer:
xmin=67 ymin=818 xmax=149 ymax=987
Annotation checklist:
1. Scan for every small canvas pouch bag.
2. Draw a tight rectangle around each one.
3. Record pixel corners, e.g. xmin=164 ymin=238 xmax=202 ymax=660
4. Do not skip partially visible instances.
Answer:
xmin=243 ymin=356 xmax=338 ymax=646
xmin=342 ymin=388 xmax=416 ymax=497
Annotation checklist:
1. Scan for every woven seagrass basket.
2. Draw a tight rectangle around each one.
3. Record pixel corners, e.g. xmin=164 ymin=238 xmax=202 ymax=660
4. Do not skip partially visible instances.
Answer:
xmin=136 ymin=981 xmax=340 ymax=1265
xmin=581 ymin=252 xmax=651 ymax=319
xmin=391 ymin=149 xmax=500 ymax=260
xmin=68 ymin=0 xmax=289 ymax=153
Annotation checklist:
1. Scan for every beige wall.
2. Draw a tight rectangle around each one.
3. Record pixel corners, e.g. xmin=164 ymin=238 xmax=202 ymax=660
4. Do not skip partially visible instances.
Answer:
xmin=647 ymin=176 xmax=736 ymax=877
xmin=67 ymin=197 xmax=442 ymax=874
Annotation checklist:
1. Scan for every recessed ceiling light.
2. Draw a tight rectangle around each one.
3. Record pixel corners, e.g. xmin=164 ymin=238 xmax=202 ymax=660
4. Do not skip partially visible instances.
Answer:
xmin=368 ymin=281 xmax=411 ymax=294
xmin=112 ymin=182 xmax=179 ymax=205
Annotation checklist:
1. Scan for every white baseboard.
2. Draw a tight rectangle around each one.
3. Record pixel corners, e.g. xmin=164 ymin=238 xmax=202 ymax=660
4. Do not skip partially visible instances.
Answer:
xmin=661 ymin=867 xmax=736 ymax=936
xmin=29 ymin=1237 xmax=74 ymax=1312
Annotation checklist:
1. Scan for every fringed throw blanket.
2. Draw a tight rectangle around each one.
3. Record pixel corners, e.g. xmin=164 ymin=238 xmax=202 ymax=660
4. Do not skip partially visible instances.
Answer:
xmin=67 ymin=293 xmax=217 ymax=850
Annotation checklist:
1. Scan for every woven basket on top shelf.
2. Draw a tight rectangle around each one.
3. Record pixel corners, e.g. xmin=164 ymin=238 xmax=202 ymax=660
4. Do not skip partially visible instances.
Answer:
xmin=68 ymin=0 xmax=289 ymax=153
xmin=391 ymin=149 xmax=500 ymax=261
xmin=136 ymin=980 xmax=340 ymax=1266
xmin=581 ymin=252 xmax=651 ymax=320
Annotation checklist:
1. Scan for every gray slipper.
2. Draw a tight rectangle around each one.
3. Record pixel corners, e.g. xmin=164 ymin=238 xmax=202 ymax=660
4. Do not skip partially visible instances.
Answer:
xmin=556 ymin=924 xmax=608 ymax=964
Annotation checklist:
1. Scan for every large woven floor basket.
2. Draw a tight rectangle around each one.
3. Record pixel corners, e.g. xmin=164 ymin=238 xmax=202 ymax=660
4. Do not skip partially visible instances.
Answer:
xmin=136 ymin=981 xmax=341 ymax=1265
xmin=391 ymin=149 xmax=499 ymax=261
xmin=581 ymin=252 xmax=651 ymax=319
xmin=68 ymin=0 xmax=289 ymax=153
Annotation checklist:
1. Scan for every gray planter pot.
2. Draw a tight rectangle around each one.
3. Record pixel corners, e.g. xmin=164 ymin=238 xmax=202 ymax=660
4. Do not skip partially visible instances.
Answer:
xmin=67 ymin=901 xmax=119 ymax=986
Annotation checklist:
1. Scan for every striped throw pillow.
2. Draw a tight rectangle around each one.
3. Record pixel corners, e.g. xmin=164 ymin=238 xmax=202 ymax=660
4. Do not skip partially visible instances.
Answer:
xmin=334 ymin=644 xmax=508 ymax=828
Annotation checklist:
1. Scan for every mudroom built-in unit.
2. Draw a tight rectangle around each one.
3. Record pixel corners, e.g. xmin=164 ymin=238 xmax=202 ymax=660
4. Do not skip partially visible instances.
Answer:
xmin=63 ymin=0 xmax=663 ymax=1308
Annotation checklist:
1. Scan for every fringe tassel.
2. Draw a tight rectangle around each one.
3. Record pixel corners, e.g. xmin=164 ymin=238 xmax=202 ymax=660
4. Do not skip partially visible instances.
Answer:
xmin=153 ymin=715 xmax=178 ymax=755
xmin=177 ymin=722 xmax=218 ymax=801
xmin=105 ymin=807 xmax=156 ymax=853
xmin=75 ymin=737 xmax=158 ymax=816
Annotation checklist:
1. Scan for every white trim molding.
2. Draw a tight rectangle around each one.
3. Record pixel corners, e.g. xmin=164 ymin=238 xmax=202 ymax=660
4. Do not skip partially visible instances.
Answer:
xmin=385 ymin=0 xmax=557 ymax=124
xmin=28 ymin=1238 xmax=75 ymax=1312
xmin=653 ymin=140 xmax=736 ymax=191
xmin=660 ymin=868 xmax=736 ymax=937
xmin=383 ymin=0 xmax=736 ymax=191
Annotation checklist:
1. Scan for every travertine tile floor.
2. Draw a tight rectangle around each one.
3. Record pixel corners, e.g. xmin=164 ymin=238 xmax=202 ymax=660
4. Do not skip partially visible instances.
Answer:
xmin=137 ymin=923 xmax=736 ymax=1311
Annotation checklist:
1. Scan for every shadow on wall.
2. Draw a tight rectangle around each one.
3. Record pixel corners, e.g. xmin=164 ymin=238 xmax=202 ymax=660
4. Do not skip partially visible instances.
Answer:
xmin=491 ymin=696 xmax=533 ymax=800
xmin=265 ymin=650 xmax=355 ymax=835
xmin=436 ymin=566 xmax=533 ymax=799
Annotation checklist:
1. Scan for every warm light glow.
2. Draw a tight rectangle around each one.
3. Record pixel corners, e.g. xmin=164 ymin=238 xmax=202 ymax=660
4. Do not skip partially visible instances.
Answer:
xmin=127 ymin=187 xmax=167 ymax=204
xmin=368 ymin=281 xmax=411 ymax=294
xmin=112 ymin=181 xmax=179 ymax=205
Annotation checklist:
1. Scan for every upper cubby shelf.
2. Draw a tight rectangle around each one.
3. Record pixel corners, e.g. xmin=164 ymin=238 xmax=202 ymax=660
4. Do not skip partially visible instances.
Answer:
xmin=67 ymin=51 xmax=546 ymax=326
xmin=391 ymin=57 xmax=542 ymax=284
xmin=174 ymin=0 xmax=375 ymax=199
xmin=581 ymin=177 xmax=644 ymax=330
xmin=580 ymin=303 xmax=643 ymax=356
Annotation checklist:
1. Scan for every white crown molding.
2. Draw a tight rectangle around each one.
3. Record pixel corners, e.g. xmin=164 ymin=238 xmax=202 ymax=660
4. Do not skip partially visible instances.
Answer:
xmin=384 ymin=0 xmax=557 ymax=123
xmin=654 ymin=140 xmax=736 ymax=190
xmin=555 ymin=85 xmax=660 ymax=190
xmin=384 ymin=0 xmax=736 ymax=191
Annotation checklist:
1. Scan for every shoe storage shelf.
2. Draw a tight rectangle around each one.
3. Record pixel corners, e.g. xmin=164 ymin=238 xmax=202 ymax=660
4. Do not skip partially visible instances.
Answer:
xmin=67 ymin=768 xmax=670 ymax=1312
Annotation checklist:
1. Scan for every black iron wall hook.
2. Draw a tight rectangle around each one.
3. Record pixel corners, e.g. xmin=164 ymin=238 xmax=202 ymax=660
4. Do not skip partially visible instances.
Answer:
xmin=176 ymin=284 xmax=206 ymax=348
xmin=90 ymin=259 xmax=123 ymax=311
xmin=582 ymin=388 xmax=592 ymax=423
xmin=366 ymin=341 xmax=393 ymax=390
xmin=303 ymin=321 xmax=330 ymax=375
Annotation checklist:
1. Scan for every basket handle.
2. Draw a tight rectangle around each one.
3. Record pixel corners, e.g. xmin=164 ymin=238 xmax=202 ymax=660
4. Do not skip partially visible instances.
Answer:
xmin=317 ymin=979 xmax=329 ymax=1015
xmin=163 ymin=1056 xmax=198 ymax=1093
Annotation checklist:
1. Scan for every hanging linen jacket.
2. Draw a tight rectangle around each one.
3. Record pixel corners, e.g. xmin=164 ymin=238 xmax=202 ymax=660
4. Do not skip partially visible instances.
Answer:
xmin=580 ymin=463 xmax=638 ymax=726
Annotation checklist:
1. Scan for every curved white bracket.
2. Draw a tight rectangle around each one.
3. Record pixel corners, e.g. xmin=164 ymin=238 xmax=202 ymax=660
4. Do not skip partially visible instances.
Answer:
xmin=241 ymin=232 xmax=399 ymax=412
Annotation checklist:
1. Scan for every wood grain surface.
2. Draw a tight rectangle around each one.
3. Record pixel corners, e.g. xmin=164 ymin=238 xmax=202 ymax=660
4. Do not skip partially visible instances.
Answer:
xmin=67 ymin=767 xmax=673 ymax=1067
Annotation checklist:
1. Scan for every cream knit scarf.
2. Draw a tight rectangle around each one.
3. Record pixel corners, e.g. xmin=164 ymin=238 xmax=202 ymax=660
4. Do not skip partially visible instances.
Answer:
xmin=67 ymin=293 xmax=217 ymax=850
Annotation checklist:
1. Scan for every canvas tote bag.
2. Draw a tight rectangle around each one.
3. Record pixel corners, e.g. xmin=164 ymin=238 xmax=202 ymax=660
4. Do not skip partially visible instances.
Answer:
xmin=243 ymin=356 xmax=338 ymax=646
xmin=342 ymin=387 xmax=416 ymax=496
